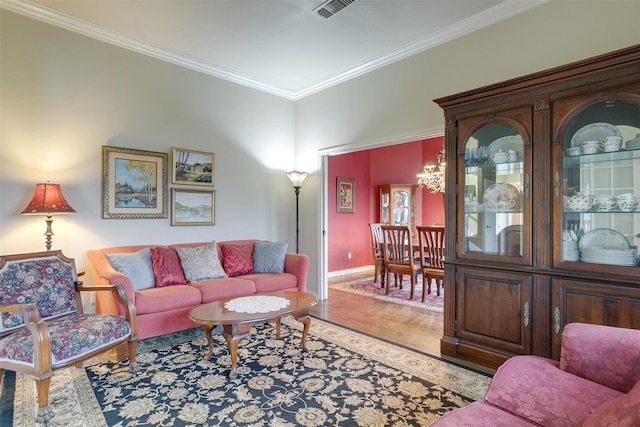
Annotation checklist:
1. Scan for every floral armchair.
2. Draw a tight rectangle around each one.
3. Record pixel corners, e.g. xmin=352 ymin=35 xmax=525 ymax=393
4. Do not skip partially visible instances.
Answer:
xmin=0 ymin=251 xmax=138 ymax=425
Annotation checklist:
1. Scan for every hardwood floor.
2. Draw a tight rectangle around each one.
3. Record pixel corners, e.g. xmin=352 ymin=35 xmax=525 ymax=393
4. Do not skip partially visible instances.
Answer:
xmin=308 ymin=270 xmax=444 ymax=356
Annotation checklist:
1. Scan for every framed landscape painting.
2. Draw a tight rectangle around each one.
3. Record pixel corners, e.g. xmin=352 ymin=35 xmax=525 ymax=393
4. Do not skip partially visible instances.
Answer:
xmin=102 ymin=146 xmax=167 ymax=219
xmin=171 ymin=189 xmax=215 ymax=226
xmin=172 ymin=147 xmax=215 ymax=186
xmin=337 ymin=177 xmax=355 ymax=213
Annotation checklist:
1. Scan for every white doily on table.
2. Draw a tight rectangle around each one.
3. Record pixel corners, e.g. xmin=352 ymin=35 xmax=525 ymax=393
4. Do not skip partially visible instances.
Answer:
xmin=224 ymin=295 xmax=290 ymax=313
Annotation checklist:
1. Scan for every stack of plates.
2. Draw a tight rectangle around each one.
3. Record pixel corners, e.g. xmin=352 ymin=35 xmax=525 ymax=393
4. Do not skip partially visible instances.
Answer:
xmin=578 ymin=228 xmax=636 ymax=266
xmin=626 ymin=138 xmax=640 ymax=150
xmin=562 ymin=240 xmax=579 ymax=261
xmin=581 ymin=247 xmax=637 ymax=266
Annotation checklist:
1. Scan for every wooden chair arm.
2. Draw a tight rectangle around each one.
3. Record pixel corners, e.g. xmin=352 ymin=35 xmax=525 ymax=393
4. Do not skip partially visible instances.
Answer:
xmin=76 ymin=284 xmax=138 ymax=340
xmin=0 ymin=303 xmax=52 ymax=375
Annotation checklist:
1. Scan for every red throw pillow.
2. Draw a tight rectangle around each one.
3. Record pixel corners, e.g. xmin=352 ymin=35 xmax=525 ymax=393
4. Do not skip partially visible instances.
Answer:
xmin=220 ymin=243 xmax=255 ymax=277
xmin=151 ymin=247 xmax=187 ymax=287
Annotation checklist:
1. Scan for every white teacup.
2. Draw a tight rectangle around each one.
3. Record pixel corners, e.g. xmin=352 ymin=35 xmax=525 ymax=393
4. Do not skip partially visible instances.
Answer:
xmin=582 ymin=141 xmax=599 ymax=154
xmin=600 ymin=136 xmax=622 ymax=152
xmin=596 ymin=197 xmax=616 ymax=211
xmin=617 ymin=199 xmax=637 ymax=212
xmin=566 ymin=147 xmax=581 ymax=156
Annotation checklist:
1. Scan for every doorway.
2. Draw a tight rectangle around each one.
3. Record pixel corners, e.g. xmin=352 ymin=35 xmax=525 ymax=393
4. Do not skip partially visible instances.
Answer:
xmin=317 ymin=131 xmax=445 ymax=300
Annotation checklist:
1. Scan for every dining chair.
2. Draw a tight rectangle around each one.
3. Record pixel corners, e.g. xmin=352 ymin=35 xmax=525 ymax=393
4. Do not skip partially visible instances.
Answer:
xmin=369 ymin=223 xmax=385 ymax=287
xmin=0 ymin=250 xmax=138 ymax=425
xmin=381 ymin=225 xmax=420 ymax=299
xmin=416 ymin=225 xmax=445 ymax=300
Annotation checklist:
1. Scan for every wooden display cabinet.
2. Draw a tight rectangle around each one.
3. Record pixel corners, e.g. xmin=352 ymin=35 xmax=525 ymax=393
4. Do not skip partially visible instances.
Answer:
xmin=435 ymin=45 xmax=640 ymax=371
xmin=379 ymin=184 xmax=417 ymax=235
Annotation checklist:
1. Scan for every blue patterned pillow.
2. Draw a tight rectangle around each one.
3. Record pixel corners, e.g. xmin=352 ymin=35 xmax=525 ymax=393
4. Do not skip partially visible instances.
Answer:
xmin=105 ymin=248 xmax=155 ymax=290
xmin=253 ymin=241 xmax=288 ymax=274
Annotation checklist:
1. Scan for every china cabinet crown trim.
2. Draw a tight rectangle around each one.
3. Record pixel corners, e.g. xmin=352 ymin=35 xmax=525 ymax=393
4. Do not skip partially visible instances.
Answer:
xmin=434 ymin=45 xmax=640 ymax=372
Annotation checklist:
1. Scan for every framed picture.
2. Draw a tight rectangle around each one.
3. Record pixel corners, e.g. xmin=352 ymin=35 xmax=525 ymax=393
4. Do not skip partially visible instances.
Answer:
xmin=171 ymin=189 xmax=215 ymax=226
xmin=337 ymin=177 xmax=355 ymax=213
xmin=102 ymin=146 xmax=167 ymax=219
xmin=172 ymin=147 xmax=215 ymax=186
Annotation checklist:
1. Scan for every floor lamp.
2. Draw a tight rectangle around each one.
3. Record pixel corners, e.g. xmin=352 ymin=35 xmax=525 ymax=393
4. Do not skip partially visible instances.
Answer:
xmin=286 ymin=171 xmax=308 ymax=254
xmin=21 ymin=182 xmax=76 ymax=251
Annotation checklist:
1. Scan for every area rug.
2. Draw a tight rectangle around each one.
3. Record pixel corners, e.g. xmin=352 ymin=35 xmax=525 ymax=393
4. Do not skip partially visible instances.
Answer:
xmin=330 ymin=275 xmax=444 ymax=314
xmin=1 ymin=318 xmax=489 ymax=426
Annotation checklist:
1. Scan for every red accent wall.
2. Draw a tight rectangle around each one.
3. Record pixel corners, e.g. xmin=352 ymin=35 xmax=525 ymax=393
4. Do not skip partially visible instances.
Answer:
xmin=327 ymin=136 xmax=445 ymax=272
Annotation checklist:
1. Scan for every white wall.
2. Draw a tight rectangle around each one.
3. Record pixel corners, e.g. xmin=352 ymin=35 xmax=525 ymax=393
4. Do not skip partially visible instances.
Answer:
xmin=0 ymin=11 xmax=298 ymax=274
xmin=295 ymin=0 xmax=640 ymax=291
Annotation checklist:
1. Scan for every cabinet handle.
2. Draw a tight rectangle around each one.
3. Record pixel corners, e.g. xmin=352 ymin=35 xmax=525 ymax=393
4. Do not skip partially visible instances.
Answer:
xmin=524 ymin=174 xmax=530 ymax=199
xmin=523 ymin=301 xmax=530 ymax=327
xmin=554 ymin=171 xmax=560 ymax=197
xmin=554 ymin=307 xmax=561 ymax=334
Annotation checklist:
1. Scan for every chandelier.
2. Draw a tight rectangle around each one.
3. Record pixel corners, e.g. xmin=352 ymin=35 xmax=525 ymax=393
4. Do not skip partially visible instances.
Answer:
xmin=417 ymin=149 xmax=445 ymax=193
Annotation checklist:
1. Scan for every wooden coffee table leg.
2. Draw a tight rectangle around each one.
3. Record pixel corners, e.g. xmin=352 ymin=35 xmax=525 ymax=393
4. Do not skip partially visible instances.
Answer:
xmin=222 ymin=323 xmax=252 ymax=380
xmin=293 ymin=310 xmax=311 ymax=352
xmin=203 ymin=324 xmax=215 ymax=360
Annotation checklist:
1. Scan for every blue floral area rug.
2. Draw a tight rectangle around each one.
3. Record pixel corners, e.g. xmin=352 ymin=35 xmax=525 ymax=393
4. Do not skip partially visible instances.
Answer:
xmin=2 ymin=318 xmax=490 ymax=426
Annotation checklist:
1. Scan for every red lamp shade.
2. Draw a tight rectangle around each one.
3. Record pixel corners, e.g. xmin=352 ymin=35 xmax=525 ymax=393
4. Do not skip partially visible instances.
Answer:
xmin=21 ymin=182 xmax=76 ymax=215
xmin=21 ymin=182 xmax=76 ymax=251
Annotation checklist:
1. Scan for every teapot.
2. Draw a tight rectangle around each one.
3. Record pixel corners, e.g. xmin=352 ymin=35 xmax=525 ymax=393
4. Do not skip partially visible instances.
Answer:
xmin=563 ymin=193 xmax=594 ymax=212
xmin=491 ymin=150 xmax=509 ymax=163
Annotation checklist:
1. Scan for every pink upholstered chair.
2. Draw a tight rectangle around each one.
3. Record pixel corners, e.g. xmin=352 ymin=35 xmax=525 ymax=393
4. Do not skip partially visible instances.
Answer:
xmin=0 ymin=251 xmax=138 ymax=425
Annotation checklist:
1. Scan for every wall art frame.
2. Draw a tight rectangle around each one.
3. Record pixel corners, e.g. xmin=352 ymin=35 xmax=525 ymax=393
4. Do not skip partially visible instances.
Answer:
xmin=172 ymin=147 xmax=215 ymax=186
xmin=171 ymin=188 xmax=215 ymax=226
xmin=337 ymin=177 xmax=355 ymax=213
xmin=102 ymin=146 xmax=168 ymax=219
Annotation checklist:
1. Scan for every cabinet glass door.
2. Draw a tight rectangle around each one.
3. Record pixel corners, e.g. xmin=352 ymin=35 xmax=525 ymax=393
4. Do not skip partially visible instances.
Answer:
xmin=463 ymin=123 xmax=525 ymax=257
xmin=560 ymin=100 xmax=640 ymax=268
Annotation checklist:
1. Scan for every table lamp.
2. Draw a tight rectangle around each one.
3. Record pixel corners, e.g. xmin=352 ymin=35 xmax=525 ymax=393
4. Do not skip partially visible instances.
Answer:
xmin=21 ymin=182 xmax=76 ymax=251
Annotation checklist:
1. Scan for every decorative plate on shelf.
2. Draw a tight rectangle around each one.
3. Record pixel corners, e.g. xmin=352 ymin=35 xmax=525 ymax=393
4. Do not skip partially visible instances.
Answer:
xmin=571 ymin=122 xmax=621 ymax=148
xmin=578 ymin=228 xmax=630 ymax=250
xmin=483 ymin=182 xmax=521 ymax=211
xmin=487 ymin=135 xmax=523 ymax=158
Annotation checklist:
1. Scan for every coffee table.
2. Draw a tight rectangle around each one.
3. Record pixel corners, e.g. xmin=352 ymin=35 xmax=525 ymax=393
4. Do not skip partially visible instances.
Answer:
xmin=188 ymin=291 xmax=318 ymax=379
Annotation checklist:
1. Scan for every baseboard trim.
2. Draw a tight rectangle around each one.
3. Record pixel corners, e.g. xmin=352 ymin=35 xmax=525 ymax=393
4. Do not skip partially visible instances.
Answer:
xmin=327 ymin=266 xmax=374 ymax=278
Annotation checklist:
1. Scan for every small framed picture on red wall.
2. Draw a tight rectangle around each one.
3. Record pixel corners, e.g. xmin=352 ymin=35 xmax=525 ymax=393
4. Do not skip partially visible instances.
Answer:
xmin=337 ymin=177 xmax=355 ymax=213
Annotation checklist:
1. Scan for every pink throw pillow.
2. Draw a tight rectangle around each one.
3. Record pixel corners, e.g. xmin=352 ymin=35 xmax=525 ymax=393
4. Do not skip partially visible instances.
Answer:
xmin=582 ymin=380 xmax=640 ymax=426
xmin=151 ymin=247 xmax=187 ymax=287
xmin=220 ymin=243 xmax=255 ymax=277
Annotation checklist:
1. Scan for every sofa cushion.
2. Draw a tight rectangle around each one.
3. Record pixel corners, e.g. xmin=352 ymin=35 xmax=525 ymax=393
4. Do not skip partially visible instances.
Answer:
xmin=105 ymin=247 xmax=155 ymax=290
xmin=175 ymin=241 xmax=227 ymax=282
xmin=134 ymin=285 xmax=202 ymax=315
xmin=484 ymin=355 xmax=623 ymax=427
xmin=582 ymin=379 xmax=640 ymax=427
xmin=151 ymin=247 xmax=187 ymax=287
xmin=253 ymin=241 xmax=288 ymax=273
xmin=427 ymin=401 xmax=533 ymax=426
xmin=245 ymin=273 xmax=298 ymax=293
xmin=220 ymin=243 xmax=255 ymax=277
xmin=189 ymin=277 xmax=257 ymax=303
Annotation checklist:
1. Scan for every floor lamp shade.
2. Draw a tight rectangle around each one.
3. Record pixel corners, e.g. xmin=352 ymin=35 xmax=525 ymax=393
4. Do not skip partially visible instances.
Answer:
xmin=286 ymin=171 xmax=308 ymax=254
xmin=21 ymin=182 xmax=76 ymax=251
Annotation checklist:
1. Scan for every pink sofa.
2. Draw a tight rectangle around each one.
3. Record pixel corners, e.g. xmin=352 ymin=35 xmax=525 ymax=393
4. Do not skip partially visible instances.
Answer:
xmin=87 ymin=240 xmax=309 ymax=342
xmin=428 ymin=323 xmax=640 ymax=426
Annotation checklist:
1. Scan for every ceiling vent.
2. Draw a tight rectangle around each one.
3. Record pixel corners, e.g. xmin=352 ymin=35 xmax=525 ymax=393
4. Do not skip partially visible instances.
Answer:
xmin=315 ymin=0 xmax=356 ymax=19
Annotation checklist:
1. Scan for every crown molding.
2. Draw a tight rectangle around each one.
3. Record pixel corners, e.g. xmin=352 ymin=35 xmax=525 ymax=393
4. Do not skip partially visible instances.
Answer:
xmin=1 ymin=0 xmax=547 ymax=101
